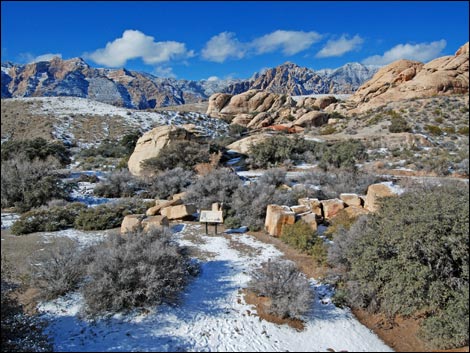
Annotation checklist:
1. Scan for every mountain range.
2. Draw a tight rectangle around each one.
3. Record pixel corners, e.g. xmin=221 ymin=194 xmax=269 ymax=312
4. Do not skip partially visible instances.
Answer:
xmin=1 ymin=57 xmax=379 ymax=109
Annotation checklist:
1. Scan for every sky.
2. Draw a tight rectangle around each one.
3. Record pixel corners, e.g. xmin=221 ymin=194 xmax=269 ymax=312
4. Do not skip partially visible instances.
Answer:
xmin=1 ymin=1 xmax=469 ymax=81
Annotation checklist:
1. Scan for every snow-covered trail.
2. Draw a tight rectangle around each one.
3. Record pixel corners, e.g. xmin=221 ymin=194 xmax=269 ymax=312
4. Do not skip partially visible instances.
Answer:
xmin=38 ymin=223 xmax=393 ymax=352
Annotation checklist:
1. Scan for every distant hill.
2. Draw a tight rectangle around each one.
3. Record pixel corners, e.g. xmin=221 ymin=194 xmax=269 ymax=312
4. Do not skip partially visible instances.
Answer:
xmin=1 ymin=57 xmax=379 ymax=109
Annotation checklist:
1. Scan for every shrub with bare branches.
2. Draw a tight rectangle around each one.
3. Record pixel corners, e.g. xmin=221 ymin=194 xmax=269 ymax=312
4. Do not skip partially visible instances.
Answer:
xmin=248 ymin=260 xmax=313 ymax=320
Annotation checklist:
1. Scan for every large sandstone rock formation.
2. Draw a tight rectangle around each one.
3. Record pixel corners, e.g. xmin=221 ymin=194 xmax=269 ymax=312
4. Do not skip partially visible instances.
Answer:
xmin=348 ymin=42 xmax=469 ymax=113
xmin=127 ymin=125 xmax=196 ymax=176
xmin=207 ymin=90 xmax=336 ymax=129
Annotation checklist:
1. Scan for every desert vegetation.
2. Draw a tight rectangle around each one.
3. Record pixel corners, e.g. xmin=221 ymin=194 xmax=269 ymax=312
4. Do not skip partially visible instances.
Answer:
xmin=327 ymin=184 xmax=469 ymax=349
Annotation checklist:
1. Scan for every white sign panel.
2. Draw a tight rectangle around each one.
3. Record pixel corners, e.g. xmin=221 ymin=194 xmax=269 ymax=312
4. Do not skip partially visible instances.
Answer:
xmin=199 ymin=210 xmax=223 ymax=223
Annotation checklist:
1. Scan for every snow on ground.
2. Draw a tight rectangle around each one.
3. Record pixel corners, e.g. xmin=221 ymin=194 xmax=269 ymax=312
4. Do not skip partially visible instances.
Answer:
xmin=380 ymin=181 xmax=405 ymax=195
xmin=38 ymin=223 xmax=393 ymax=352
xmin=1 ymin=213 xmax=20 ymax=230
xmin=40 ymin=228 xmax=109 ymax=249
xmin=10 ymin=97 xmax=228 ymax=144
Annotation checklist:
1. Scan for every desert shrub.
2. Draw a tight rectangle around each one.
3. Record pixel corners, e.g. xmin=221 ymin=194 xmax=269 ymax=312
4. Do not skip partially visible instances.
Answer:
xmin=388 ymin=115 xmax=411 ymax=133
xmin=184 ymin=168 xmax=242 ymax=210
xmin=93 ymin=169 xmax=142 ymax=198
xmin=248 ymin=136 xmax=320 ymax=169
xmin=319 ymin=125 xmax=337 ymax=135
xmin=457 ymin=126 xmax=469 ymax=135
xmin=318 ymin=140 xmax=367 ymax=171
xmin=1 ymin=154 xmax=73 ymax=212
xmin=281 ymin=221 xmax=316 ymax=253
xmin=1 ymin=137 xmax=71 ymax=166
xmin=310 ymin=239 xmax=328 ymax=266
xmin=424 ymin=124 xmax=443 ymax=135
xmin=11 ymin=202 xmax=87 ymax=235
xmin=82 ymin=228 xmax=199 ymax=316
xmin=74 ymin=198 xmax=151 ymax=230
xmin=79 ymin=132 xmax=141 ymax=159
xmin=329 ymin=111 xmax=347 ymax=120
xmin=230 ymin=181 xmax=296 ymax=231
xmin=30 ymin=241 xmax=87 ymax=300
xmin=327 ymin=185 xmax=469 ymax=349
xmin=141 ymin=140 xmax=210 ymax=173
xmin=248 ymin=260 xmax=313 ymax=320
xmin=141 ymin=167 xmax=195 ymax=199
xmin=257 ymin=168 xmax=287 ymax=187
xmin=297 ymin=169 xmax=378 ymax=200
xmin=228 ymin=124 xmax=248 ymax=137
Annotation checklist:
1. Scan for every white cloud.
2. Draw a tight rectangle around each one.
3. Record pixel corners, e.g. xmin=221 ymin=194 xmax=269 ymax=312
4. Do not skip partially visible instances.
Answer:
xmin=201 ymin=30 xmax=322 ymax=63
xmin=201 ymin=32 xmax=246 ymax=63
xmin=251 ymin=30 xmax=322 ymax=55
xmin=85 ymin=30 xmax=194 ymax=67
xmin=20 ymin=53 xmax=62 ymax=63
xmin=206 ymin=76 xmax=219 ymax=81
xmin=153 ymin=66 xmax=176 ymax=78
xmin=362 ymin=40 xmax=447 ymax=65
xmin=316 ymin=35 xmax=364 ymax=58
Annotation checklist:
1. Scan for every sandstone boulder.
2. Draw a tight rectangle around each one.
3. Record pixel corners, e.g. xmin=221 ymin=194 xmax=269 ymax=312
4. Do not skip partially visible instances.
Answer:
xmin=294 ymin=111 xmax=329 ymax=127
xmin=160 ymin=204 xmax=197 ymax=220
xmin=121 ymin=214 xmax=145 ymax=233
xmin=146 ymin=198 xmax=183 ymax=216
xmin=142 ymin=215 xmax=169 ymax=232
xmin=290 ymin=205 xmax=310 ymax=214
xmin=298 ymin=198 xmax=322 ymax=217
xmin=340 ymin=193 xmax=363 ymax=207
xmin=128 ymin=125 xmax=195 ymax=176
xmin=321 ymin=199 xmax=345 ymax=219
xmin=300 ymin=213 xmax=318 ymax=232
xmin=207 ymin=93 xmax=233 ymax=117
xmin=265 ymin=204 xmax=296 ymax=237
xmin=343 ymin=206 xmax=370 ymax=219
xmin=314 ymin=96 xmax=337 ymax=109
xmin=226 ymin=133 xmax=271 ymax=154
xmin=364 ymin=182 xmax=402 ymax=212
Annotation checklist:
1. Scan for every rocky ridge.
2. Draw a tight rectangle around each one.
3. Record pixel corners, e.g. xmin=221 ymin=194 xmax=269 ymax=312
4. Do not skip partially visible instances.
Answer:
xmin=1 ymin=58 xmax=378 ymax=108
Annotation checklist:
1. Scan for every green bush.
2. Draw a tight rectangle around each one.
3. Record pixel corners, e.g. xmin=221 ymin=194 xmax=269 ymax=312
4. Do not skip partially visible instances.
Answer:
xmin=79 ymin=131 xmax=141 ymax=159
xmin=424 ymin=124 xmax=443 ymax=135
xmin=1 ymin=155 xmax=73 ymax=212
xmin=319 ymin=125 xmax=337 ymax=135
xmin=318 ymin=140 xmax=367 ymax=171
xmin=1 ymin=137 xmax=71 ymax=166
xmin=281 ymin=221 xmax=317 ymax=254
xmin=82 ymin=228 xmax=199 ymax=316
xmin=327 ymin=185 xmax=469 ymax=349
xmin=248 ymin=136 xmax=320 ymax=169
xmin=74 ymin=199 xmax=151 ymax=230
xmin=11 ymin=203 xmax=87 ymax=235
xmin=388 ymin=115 xmax=411 ymax=133
xmin=141 ymin=140 xmax=210 ymax=173
xmin=457 ymin=126 xmax=469 ymax=135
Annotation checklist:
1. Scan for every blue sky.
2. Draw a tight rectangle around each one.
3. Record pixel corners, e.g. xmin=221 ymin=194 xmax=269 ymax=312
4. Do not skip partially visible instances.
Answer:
xmin=1 ymin=1 xmax=468 ymax=80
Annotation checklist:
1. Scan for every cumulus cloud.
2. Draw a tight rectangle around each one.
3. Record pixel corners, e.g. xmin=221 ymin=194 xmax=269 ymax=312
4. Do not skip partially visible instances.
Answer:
xmin=206 ymin=76 xmax=219 ymax=81
xmin=316 ymin=35 xmax=364 ymax=58
xmin=201 ymin=30 xmax=322 ymax=62
xmin=251 ymin=30 xmax=322 ymax=55
xmin=153 ymin=66 xmax=176 ymax=78
xmin=201 ymin=32 xmax=246 ymax=63
xmin=362 ymin=40 xmax=447 ymax=65
xmin=85 ymin=30 xmax=194 ymax=67
xmin=20 ymin=53 xmax=62 ymax=63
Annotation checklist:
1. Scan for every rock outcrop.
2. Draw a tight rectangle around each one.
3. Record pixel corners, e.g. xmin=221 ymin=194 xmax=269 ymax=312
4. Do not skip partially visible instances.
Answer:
xmin=207 ymin=90 xmax=335 ymax=129
xmin=348 ymin=42 xmax=469 ymax=113
xmin=127 ymin=125 xmax=196 ymax=176
xmin=364 ymin=182 xmax=403 ymax=212
xmin=265 ymin=205 xmax=296 ymax=237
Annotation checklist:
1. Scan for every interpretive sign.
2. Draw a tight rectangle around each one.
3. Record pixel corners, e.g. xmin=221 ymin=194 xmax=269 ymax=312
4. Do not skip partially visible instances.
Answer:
xmin=199 ymin=210 xmax=223 ymax=223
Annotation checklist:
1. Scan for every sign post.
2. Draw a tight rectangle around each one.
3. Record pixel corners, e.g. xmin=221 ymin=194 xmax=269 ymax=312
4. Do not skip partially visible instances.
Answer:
xmin=199 ymin=210 xmax=223 ymax=235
